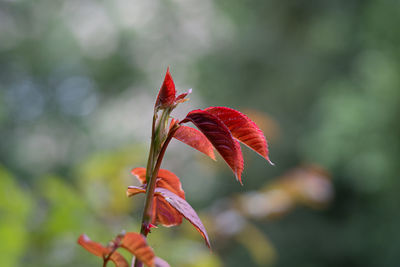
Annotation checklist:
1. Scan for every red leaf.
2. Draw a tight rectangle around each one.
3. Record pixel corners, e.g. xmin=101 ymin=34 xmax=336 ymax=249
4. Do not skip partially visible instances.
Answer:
xmin=175 ymin=88 xmax=192 ymax=104
xmin=129 ymin=168 xmax=185 ymax=226
xmin=155 ymin=169 xmax=185 ymax=198
xmin=126 ymin=186 xmax=146 ymax=197
xmin=127 ymin=185 xmax=183 ymax=227
xmin=130 ymin=168 xmax=185 ymax=198
xmin=155 ymin=67 xmax=176 ymax=109
xmin=109 ymin=252 xmax=129 ymax=267
xmin=205 ymin=107 xmax=273 ymax=165
xmin=174 ymin=125 xmax=216 ymax=160
xmin=78 ymin=234 xmax=110 ymax=257
xmin=181 ymin=109 xmax=244 ymax=183
xmin=77 ymin=234 xmax=129 ymax=267
xmin=152 ymin=197 xmax=183 ymax=226
xmin=130 ymin=167 xmax=147 ymax=184
xmin=120 ymin=233 xmax=155 ymax=267
xmin=155 ymin=188 xmax=211 ymax=248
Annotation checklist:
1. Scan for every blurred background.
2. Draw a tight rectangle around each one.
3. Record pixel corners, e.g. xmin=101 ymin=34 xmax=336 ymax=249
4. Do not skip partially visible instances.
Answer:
xmin=1 ymin=0 xmax=399 ymax=266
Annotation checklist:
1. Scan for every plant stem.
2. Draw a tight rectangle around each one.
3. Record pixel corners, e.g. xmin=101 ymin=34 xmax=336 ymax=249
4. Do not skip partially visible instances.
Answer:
xmin=133 ymin=113 xmax=179 ymax=267
xmin=145 ymin=114 xmax=157 ymax=183
xmin=140 ymin=127 xmax=177 ymax=235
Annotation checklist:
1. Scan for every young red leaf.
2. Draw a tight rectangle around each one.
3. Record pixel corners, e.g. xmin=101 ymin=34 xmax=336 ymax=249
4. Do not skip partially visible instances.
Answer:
xmin=152 ymin=197 xmax=183 ymax=226
xmin=155 ymin=187 xmax=211 ymax=248
xmin=77 ymin=234 xmax=129 ymax=267
xmin=152 ymin=169 xmax=185 ymax=226
xmin=156 ymin=177 xmax=184 ymax=198
xmin=126 ymin=186 xmax=146 ymax=197
xmin=155 ymin=169 xmax=185 ymax=198
xmin=78 ymin=234 xmax=110 ymax=257
xmin=131 ymin=167 xmax=147 ymax=184
xmin=173 ymin=125 xmax=216 ymax=160
xmin=175 ymin=88 xmax=192 ymax=104
xmin=120 ymin=233 xmax=155 ymax=267
xmin=129 ymin=168 xmax=185 ymax=226
xmin=181 ymin=109 xmax=244 ymax=183
xmin=155 ymin=67 xmax=176 ymax=109
xmin=205 ymin=106 xmax=273 ymax=165
xmin=109 ymin=252 xmax=130 ymax=267
xmin=130 ymin=168 xmax=185 ymax=198
xmin=127 ymin=185 xmax=183 ymax=227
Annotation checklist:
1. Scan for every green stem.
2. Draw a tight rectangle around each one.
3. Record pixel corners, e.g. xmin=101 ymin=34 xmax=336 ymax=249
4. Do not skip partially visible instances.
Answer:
xmin=133 ymin=112 xmax=178 ymax=267
xmin=140 ymin=126 xmax=178 ymax=235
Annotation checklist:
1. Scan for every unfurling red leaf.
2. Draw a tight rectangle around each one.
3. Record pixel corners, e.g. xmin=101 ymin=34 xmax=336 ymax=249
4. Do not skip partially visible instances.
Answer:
xmin=126 ymin=186 xmax=146 ymax=197
xmin=181 ymin=109 xmax=244 ymax=183
xmin=205 ymin=107 xmax=273 ymax=165
xmin=155 ymin=67 xmax=176 ymax=109
xmin=77 ymin=234 xmax=129 ymax=267
xmin=120 ymin=233 xmax=155 ymax=267
xmin=155 ymin=187 xmax=211 ymax=248
xmin=78 ymin=234 xmax=110 ymax=257
xmin=173 ymin=125 xmax=216 ymax=160
xmin=129 ymin=168 xmax=185 ymax=226
xmin=175 ymin=88 xmax=192 ymax=104
xmin=130 ymin=168 xmax=185 ymax=198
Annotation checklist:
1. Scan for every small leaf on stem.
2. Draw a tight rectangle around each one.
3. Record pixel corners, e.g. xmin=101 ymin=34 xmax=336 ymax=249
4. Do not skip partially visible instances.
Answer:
xmin=126 ymin=186 xmax=146 ymax=197
xmin=130 ymin=168 xmax=185 ymax=198
xmin=78 ymin=234 xmax=110 ymax=257
xmin=77 ymin=234 xmax=129 ymax=267
xmin=120 ymin=233 xmax=155 ymax=267
xmin=109 ymin=252 xmax=130 ymax=267
xmin=129 ymin=168 xmax=185 ymax=227
xmin=175 ymin=88 xmax=192 ymax=104
xmin=152 ymin=197 xmax=183 ymax=226
xmin=155 ymin=188 xmax=211 ymax=248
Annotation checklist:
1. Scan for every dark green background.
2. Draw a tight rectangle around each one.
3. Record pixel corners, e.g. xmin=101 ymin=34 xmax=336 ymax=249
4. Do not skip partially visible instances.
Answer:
xmin=1 ymin=0 xmax=399 ymax=266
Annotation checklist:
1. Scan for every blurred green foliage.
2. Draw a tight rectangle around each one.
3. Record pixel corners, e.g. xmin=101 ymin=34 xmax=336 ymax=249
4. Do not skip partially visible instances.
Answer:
xmin=0 ymin=166 xmax=32 ymax=267
xmin=1 ymin=0 xmax=399 ymax=266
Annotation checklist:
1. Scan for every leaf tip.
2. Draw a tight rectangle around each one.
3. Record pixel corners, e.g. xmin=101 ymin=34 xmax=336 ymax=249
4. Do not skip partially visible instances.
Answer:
xmin=265 ymin=155 xmax=275 ymax=166
xmin=210 ymin=151 xmax=216 ymax=161
xmin=236 ymin=174 xmax=244 ymax=186
xmin=77 ymin=234 xmax=89 ymax=244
